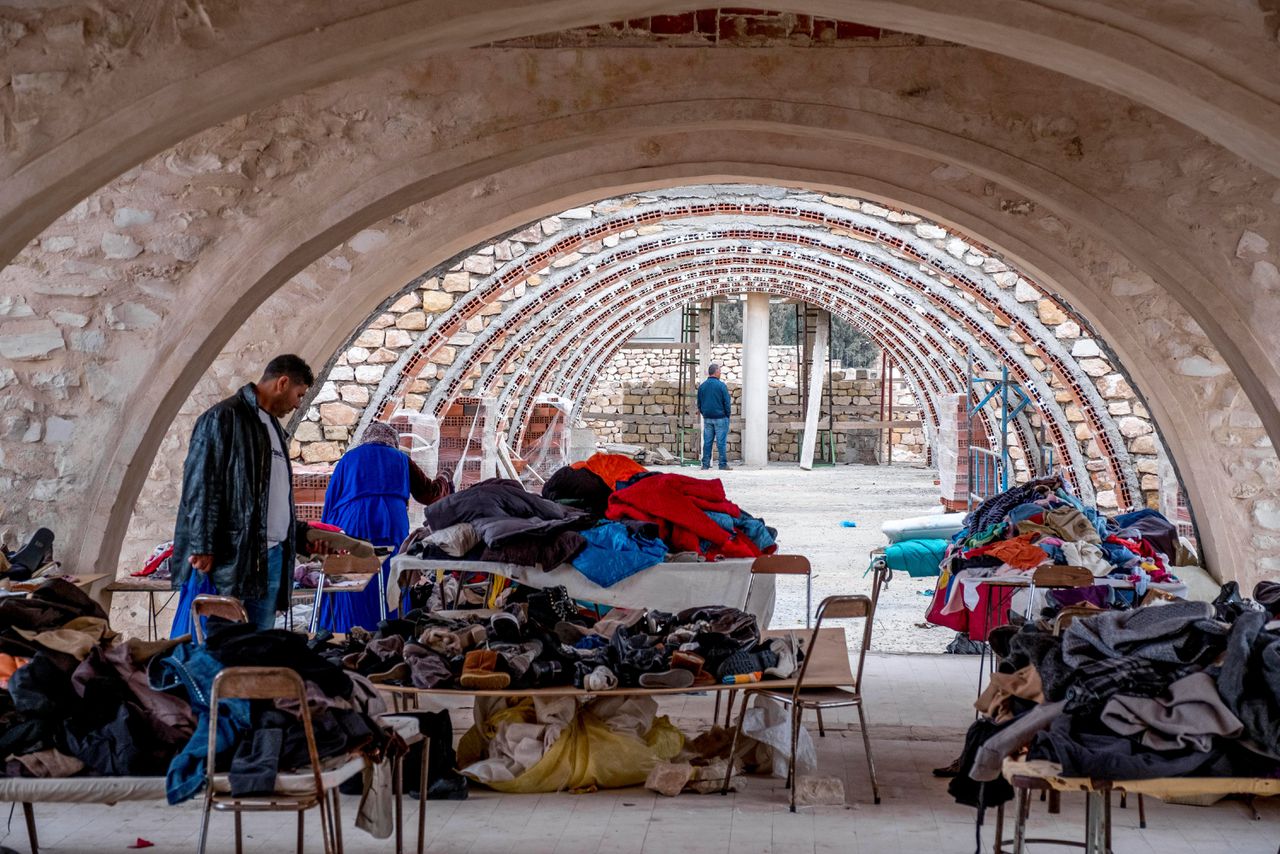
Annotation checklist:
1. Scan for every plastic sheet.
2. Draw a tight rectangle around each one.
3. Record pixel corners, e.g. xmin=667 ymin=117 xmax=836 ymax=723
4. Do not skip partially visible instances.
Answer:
xmin=457 ymin=695 xmax=684 ymax=793
xmin=521 ymin=403 xmax=570 ymax=485
xmin=936 ymin=393 xmax=965 ymax=502
xmin=741 ymin=694 xmax=817 ymax=779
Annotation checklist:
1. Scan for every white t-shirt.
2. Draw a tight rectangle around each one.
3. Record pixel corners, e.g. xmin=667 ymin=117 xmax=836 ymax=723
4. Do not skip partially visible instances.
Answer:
xmin=257 ymin=406 xmax=292 ymax=547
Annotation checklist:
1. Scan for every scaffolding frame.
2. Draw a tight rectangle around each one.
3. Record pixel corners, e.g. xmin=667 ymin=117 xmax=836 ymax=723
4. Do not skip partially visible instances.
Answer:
xmin=965 ymin=350 xmax=1055 ymax=510
xmin=877 ymin=350 xmax=895 ymax=466
xmin=675 ymin=302 xmax=705 ymax=466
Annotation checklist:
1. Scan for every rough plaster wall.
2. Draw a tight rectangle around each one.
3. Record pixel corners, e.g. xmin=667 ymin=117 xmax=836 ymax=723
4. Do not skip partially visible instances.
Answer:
xmin=0 ymin=45 xmax=1275 ymax=591
xmin=3 ymin=0 xmax=1280 ymax=277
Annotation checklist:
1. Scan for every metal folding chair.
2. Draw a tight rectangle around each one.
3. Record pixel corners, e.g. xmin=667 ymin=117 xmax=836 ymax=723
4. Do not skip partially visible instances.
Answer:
xmin=191 ymin=594 xmax=249 ymax=644
xmin=197 ymin=667 xmax=364 ymax=854
xmin=722 ymin=594 xmax=881 ymax=811
xmin=717 ymin=555 xmax=815 ymax=727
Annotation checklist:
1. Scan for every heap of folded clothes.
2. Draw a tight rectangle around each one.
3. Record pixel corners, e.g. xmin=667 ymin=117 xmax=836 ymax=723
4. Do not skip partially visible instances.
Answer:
xmin=948 ymin=583 xmax=1280 ymax=814
xmin=324 ymin=587 xmax=803 ymax=693
xmin=926 ymin=477 xmax=1189 ymax=634
xmin=0 ymin=578 xmax=401 ymax=818
xmin=403 ymin=458 xmax=778 ymax=586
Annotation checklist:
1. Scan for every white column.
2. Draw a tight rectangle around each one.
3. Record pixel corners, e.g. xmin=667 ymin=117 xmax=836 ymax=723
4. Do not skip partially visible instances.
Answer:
xmin=800 ymin=309 xmax=830 ymax=470
xmin=742 ymin=292 xmax=770 ymax=467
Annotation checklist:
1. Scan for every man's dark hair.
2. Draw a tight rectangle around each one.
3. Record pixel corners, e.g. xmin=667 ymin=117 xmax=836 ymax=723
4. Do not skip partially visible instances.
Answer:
xmin=262 ymin=354 xmax=314 ymax=386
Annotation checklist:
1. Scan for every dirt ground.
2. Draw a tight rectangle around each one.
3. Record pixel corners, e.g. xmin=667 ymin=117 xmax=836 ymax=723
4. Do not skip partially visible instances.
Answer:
xmin=678 ymin=461 xmax=952 ymax=653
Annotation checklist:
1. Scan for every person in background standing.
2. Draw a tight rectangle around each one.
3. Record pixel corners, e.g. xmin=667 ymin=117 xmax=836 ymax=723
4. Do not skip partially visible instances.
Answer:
xmin=171 ymin=354 xmax=323 ymax=634
xmin=697 ymin=362 xmax=733 ymax=471
xmin=318 ymin=421 xmax=452 ymax=632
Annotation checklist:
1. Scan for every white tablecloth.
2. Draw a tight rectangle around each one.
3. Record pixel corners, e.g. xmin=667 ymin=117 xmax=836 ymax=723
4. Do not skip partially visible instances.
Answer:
xmin=388 ymin=555 xmax=775 ymax=626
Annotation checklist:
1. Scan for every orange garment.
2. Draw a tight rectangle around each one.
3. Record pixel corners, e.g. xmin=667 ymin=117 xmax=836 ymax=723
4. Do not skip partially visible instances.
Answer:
xmin=985 ymin=533 xmax=1050 ymax=570
xmin=571 ymin=453 xmax=647 ymax=490
xmin=0 ymin=653 xmax=29 ymax=690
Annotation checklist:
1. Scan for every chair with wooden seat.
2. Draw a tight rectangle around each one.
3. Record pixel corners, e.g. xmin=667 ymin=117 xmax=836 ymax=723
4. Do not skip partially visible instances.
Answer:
xmin=197 ymin=666 xmax=364 ymax=854
xmin=716 ymin=555 xmax=815 ymax=727
xmin=190 ymin=594 xmax=249 ymax=644
xmin=724 ymin=593 xmax=881 ymax=811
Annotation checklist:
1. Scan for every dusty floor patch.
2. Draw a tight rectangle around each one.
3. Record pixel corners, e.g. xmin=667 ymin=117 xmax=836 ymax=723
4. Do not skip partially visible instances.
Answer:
xmin=678 ymin=461 xmax=950 ymax=652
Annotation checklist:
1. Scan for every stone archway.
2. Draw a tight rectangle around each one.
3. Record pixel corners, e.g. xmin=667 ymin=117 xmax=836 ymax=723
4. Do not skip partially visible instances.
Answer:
xmin=0 ymin=43 xmax=1274 ymax=592
xmin=4 ymin=1 xmax=1278 ymax=275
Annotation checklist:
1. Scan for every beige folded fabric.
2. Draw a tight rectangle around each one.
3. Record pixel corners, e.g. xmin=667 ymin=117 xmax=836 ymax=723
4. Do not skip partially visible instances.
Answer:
xmin=15 ymin=616 xmax=116 ymax=660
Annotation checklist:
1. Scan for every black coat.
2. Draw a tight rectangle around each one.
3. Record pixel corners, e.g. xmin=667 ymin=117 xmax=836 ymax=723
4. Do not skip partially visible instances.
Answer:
xmin=171 ymin=384 xmax=306 ymax=609
xmin=424 ymin=478 xmax=586 ymax=547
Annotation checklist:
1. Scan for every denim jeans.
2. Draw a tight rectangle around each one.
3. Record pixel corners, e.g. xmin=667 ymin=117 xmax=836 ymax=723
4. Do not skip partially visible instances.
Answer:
xmin=702 ymin=417 xmax=729 ymax=469
xmin=243 ymin=544 xmax=285 ymax=631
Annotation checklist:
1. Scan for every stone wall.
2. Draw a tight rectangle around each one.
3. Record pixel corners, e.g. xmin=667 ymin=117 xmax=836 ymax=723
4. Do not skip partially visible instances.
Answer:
xmin=582 ymin=370 xmax=926 ymax=463
xmin=596 ymin=343 xmax=867 ymax=387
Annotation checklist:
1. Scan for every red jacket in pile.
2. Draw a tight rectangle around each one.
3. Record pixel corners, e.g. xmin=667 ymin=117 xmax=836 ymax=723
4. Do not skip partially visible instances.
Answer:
xmin=605 ymin=473 xmax=762 ymax=559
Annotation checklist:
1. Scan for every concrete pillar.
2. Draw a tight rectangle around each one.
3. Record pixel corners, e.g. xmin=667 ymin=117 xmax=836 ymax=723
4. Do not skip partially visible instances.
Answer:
xmin=742 ymin=292 xmax=770 ymax=467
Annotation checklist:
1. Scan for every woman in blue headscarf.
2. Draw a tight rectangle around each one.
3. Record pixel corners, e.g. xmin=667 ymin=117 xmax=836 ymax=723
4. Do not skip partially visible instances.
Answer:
xmin=318 ymin=421 xmax=451 ymax=632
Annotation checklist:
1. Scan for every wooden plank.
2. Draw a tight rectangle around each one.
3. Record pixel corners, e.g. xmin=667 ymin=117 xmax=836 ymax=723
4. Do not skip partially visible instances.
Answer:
xmin=784 ymin=419 xmax=923 ymax=430
xmin=380 ymin=627 xmax=851 ymax=698
xmin=697 ymin=299 xmax=713 ymax=381
xmin=799 ymin=310 xmax=829 ymax=470
xmin=619 ymin=341 xmax=695 ymax=350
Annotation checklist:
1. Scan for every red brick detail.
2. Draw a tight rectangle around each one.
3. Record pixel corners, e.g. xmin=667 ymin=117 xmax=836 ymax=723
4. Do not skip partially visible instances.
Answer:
xmin=650 ymin=13 xmax=696 ymax=34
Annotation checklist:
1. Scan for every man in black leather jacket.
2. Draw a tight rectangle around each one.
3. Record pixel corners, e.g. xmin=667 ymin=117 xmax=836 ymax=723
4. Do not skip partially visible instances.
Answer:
xmin=171 ymin=355 xmax=318 ymax=630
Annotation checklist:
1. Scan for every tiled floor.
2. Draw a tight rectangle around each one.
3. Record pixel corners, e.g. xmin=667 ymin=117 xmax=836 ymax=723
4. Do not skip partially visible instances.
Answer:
xmin=6 ymin=653 xmax=1277 ymax=854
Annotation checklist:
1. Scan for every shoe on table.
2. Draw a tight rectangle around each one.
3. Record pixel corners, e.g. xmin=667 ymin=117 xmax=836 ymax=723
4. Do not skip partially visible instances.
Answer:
xmin=638 ymin=669 xmax=694 ymax=689
xmin=459 ymin=649 xmax=511 ymax=690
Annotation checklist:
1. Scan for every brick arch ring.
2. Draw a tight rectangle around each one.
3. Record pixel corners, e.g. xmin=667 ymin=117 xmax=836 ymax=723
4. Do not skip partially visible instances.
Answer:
xmin=412 ymin=229 xmax=1127 ymax=503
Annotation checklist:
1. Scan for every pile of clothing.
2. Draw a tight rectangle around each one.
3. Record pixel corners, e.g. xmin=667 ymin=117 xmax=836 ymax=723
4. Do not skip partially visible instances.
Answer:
xmin=405 ymin=457 xmax=778 ymax=588
xmin=407 ymin=478 xmax=589 ymax=569
xmin=327 ymin=587 xmax=803 ymax=694
xmin=546 ymin=454 xmax=777 ymax=557
xmin=0 ymin=578 xmax=400 ymax=828
xmin=927 ymin=477 xmax=1187 ymax=636
xmin=949 ymin=581 xmax=1280 ymax=814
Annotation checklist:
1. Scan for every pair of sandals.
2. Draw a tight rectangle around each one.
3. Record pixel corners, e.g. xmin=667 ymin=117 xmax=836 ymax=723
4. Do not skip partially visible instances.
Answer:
xmin=1 ymin=527 xmax=55 ymax=582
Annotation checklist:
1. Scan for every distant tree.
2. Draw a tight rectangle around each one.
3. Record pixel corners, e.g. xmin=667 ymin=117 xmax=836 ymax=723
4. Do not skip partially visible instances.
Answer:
xmin=710 ymin=300 xmax=877 ymax=367
xmin=770 ymin=303 xmax=797 ymax=343
xmin=713 ymin=301 xmax=742 ymax=343
xmin=831 ymin=315 xmax=878 ymax=367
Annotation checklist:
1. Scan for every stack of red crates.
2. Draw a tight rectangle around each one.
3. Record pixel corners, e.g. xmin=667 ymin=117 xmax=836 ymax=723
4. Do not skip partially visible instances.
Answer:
xmin=291 ymin=468 xmax=331 ymax=521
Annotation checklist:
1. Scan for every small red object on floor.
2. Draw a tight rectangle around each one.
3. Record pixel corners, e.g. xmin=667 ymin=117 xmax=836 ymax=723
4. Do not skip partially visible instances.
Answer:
xmin=127 ymin=839 xmax=154 ymax=849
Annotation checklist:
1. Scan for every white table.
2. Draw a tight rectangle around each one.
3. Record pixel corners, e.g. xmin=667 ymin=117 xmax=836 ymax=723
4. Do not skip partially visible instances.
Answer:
xmin=387 ymin=555 xmax=775 ymax=626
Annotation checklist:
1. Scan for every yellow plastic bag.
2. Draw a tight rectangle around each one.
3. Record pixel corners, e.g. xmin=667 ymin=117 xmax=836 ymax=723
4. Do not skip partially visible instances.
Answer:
xmin=458 ymin=697 xmax=684 ymax=793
